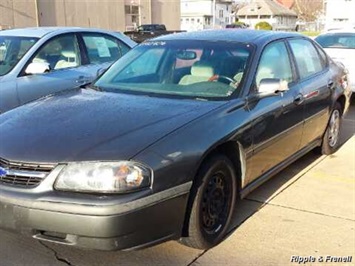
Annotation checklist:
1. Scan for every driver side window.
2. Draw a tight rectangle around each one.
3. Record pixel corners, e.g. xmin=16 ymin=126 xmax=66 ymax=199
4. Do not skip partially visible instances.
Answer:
xmin=256 ymin=41 xmax=293 ymax=89
xmin=32 ymin=34 xmax=81 ymax=71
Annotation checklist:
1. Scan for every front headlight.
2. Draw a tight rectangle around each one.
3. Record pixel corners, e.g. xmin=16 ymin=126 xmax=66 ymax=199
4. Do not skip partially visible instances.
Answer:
xmin=54 ymin=161 xmax=152 ymax=193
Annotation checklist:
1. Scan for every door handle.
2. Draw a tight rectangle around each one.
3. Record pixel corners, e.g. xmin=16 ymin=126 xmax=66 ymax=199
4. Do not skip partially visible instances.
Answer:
xmin=293 ymin=93 xmax=304 ymax=105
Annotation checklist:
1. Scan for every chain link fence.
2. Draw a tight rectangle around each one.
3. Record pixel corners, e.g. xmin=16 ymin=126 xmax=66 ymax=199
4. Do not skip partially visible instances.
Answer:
xmin=297 ymin=21 xmax=325 ymax=32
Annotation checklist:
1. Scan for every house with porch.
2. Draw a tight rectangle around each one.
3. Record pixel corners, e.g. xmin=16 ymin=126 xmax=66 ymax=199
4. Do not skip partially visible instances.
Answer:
xmin=181 ymin=0 xmax=234 ymax=31
xmin=237 ymin=0 xmax=297 ymax=31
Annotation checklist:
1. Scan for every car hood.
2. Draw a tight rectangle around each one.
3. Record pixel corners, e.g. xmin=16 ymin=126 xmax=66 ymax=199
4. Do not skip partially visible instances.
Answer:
xmin=0 ymin=89 xmax=224 ymax=163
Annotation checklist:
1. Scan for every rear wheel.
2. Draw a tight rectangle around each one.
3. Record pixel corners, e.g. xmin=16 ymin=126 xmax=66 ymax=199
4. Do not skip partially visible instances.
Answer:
xmin=180 ymin=155 xmax=237 ymax=250
xmin=321 ymin=102 xmax=342 ymax=155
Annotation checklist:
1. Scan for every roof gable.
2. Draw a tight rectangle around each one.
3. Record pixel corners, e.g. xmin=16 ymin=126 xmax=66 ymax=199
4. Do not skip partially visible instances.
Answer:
xmin=276 ymin=0 xmax=294 ymax=9
xmin=237 ymin=0 xmax=297 ymax=17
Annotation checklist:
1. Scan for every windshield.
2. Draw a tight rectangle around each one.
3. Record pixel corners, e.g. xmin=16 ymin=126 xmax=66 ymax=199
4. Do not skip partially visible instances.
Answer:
xmin=315 ymin=33 xmax=355 ymax=49
xmin=0 ymin=36 xmax=38 ymax=76
xmin=95 ymin=40 xmax=253 ymax=100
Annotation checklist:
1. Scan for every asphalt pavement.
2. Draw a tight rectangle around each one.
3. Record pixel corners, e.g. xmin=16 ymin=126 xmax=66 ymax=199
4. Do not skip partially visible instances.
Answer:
xmin=0 ymin=103 xmax=354 ymax=266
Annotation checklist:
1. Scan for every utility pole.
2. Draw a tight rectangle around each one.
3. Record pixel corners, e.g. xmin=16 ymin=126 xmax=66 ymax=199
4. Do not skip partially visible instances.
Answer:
xmin=34 ymin=0 xmax=39 ymax=27
xmin=212 ymin=0 xmax=216 ymax=28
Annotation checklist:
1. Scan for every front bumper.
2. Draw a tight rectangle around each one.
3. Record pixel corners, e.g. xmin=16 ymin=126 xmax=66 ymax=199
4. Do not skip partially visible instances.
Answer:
xmin=0 ymin=172 xmax=191 ymax=250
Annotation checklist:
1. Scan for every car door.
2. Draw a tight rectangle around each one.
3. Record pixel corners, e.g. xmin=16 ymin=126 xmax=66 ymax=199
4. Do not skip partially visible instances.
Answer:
xmin=246 ymin=40 xmax=305 ymax=183
xmin=79 ymin=32 xmax=131 ymax=79
xmin=16 ymin=33 xmax=93 ymax=105
xmin=288 ymin=38 xmax=331 ymax=148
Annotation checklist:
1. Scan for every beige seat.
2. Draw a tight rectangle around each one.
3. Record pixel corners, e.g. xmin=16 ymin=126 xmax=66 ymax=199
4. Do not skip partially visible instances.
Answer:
xmin=32 ymin=57 xmax=49 ymax=64
xmin=233 ymin=72 xmax=244 ymax=83
xmin=256 ymin=66 xmax=274 ymax=86
xmin=179 ymin=61 xmax=214 ymax=85
xmin=55 ymin=50 xmax=78 ymax=70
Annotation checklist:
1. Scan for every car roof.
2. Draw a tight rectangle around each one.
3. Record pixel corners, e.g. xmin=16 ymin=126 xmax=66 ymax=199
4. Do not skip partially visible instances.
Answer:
xmin=154 ymin=29 xmax=303 ymax=44
xmin=320 ymin=29 xmax=355 ymax=35
xmin=0 ymin=27 xmax=118 ymax=38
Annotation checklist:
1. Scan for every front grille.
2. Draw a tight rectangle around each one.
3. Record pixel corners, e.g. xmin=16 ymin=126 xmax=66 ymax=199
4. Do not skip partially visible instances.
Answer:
xmin=0 ymin=158 xmax=55 ymax=188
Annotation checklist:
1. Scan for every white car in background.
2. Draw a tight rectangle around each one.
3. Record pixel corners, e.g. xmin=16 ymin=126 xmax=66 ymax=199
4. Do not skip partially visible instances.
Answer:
xmin=0 ymin=27 xmax=136 ymax=113
xmin=315 ymin=29 xmax=355 ymax=93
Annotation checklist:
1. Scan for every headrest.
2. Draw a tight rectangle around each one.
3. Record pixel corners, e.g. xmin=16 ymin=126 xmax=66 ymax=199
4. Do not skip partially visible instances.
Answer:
xmin=191 ymin=61 xmax=214 ymax=77
xmin=61 ymin=50 xmax=76 ymax=58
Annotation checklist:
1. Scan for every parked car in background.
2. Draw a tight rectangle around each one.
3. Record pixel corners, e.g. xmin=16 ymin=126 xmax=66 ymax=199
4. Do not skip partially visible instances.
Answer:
xmin=124 ymin=24 xmax=185 ymax=43
xmin=0 ymin=27 xmax=136 ymax=113
xmin=324 ymin=24 xmax=355 ymax=32
xmin=226 ymin=22 xmax=248 ymax=29
xmin=315 ymin=29 xmax=355 ymax=92
xmin=0 ymin=30 xmax=351 ymax=251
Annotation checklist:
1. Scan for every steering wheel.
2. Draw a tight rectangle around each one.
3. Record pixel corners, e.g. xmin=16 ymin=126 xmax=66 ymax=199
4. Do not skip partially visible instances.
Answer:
xmin=209 ymin=75 xmax=237 ymax=85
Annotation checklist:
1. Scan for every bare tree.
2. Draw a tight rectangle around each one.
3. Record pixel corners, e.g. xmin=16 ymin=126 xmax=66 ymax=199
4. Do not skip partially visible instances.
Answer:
xmin=232 ymin=2 xmax=247 ymax=13
xmin=232 ymin=1 xmax=248 ymax=23
xmin=293 ymin=0 xmax=324 ymax=22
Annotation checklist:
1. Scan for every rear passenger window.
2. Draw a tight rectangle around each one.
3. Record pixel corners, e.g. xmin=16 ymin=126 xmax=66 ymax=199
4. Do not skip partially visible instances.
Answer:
xmin=82 ymin=34 xmax=129 ymax=64
xmin=289 ymin=39 xmax=324 ymax=79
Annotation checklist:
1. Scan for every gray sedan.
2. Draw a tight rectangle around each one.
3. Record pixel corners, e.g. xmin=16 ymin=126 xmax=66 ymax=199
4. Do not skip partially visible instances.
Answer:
xmin=0 ymin=27 xmax=136 ymax=113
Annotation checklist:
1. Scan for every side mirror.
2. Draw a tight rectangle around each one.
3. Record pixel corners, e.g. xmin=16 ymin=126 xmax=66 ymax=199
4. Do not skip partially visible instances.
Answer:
xmin=25 ymin=62 xmax=50 ymax=75
xmin=258 ymin=78 xmax=289 ymax=95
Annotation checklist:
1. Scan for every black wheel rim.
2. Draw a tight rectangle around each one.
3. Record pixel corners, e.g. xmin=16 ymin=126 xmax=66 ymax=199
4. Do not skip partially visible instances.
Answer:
xmin=200 ymin=171 xmax=233 ymax=235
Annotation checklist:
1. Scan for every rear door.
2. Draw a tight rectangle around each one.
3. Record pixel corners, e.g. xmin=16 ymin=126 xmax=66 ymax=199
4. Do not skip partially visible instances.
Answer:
xmin=79 ymin=32 xmax=131 ymax=79
xmin=288 ymin=38 xmax=332 ymax=148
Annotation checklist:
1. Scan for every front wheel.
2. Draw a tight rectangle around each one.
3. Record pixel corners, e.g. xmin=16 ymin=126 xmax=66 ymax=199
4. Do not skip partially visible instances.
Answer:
xmin=320 ymin=102 xmax=342 ymax=155
xmin=180 ymin=155 xmax=237 ymax=250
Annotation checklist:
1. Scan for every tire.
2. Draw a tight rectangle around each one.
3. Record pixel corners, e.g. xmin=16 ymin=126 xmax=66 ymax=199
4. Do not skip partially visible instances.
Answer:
xmin=180 ymin=155 xmax=237 ymax=250
xmin=320 ymin=102 xmax=342 ymax=155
